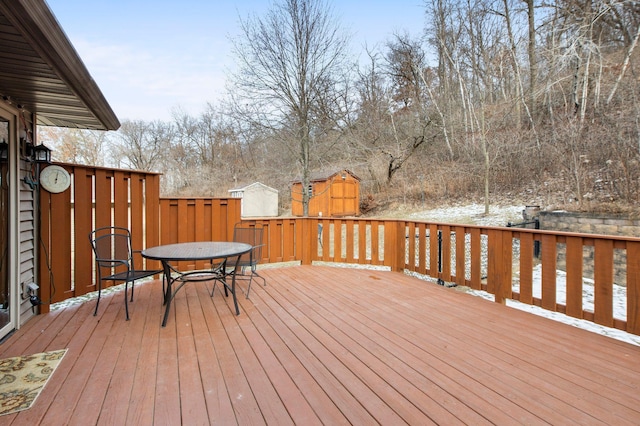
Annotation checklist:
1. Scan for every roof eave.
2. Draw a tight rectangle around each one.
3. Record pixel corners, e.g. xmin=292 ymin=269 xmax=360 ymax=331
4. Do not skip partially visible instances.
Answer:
xmin=0 ymin=0 xmax=120 ymax=130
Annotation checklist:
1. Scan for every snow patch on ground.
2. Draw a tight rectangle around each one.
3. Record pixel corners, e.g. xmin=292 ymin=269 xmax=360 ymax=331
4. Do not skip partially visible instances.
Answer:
xmin=407 ymin=203 xmax=640 ymax=347
xmin=408 ymin=203 xmax=525 ymax=227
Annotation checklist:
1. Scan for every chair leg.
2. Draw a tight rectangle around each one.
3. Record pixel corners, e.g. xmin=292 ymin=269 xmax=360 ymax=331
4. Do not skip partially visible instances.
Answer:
xmin=245 ymin=269 xmax=266 ymax=299
xmin=124 ymin=282 xmax=130 ymax=321
xmin=94 ymin=281 xmax=102 ymax=316
xmin=245 ymin=273 xmax=255 ymax=299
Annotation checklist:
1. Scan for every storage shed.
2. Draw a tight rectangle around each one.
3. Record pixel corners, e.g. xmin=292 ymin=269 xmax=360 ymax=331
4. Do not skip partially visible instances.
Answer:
xmin=291 ymin=170 xmax=360 ymax=217
xmin=229 ymin=182 xmax=279 ymax=217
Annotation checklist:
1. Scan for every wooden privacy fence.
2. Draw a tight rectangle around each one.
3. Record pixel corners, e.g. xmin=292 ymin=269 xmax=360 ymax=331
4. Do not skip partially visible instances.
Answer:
xmin=155 ymin=197 xmax=242 ymax=271
xmin=39 ymin=172 xmax=640 ymax=335
xmin=38 ymin=164 xmax=161 ymax=312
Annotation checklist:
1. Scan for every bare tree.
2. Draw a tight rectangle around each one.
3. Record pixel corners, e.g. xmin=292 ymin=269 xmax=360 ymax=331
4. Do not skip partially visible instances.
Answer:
xmin=229 ymin=0 xmax=350 ymax=216
xmin=38 ymin=127 xmax=107 ymax=166
xmin=112 ymin=120 xmax=173 ymax=172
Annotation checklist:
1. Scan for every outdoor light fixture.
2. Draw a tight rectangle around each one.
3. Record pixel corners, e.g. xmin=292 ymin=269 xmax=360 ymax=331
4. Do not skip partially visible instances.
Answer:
xmin=32 ymin=144 xmax=51 ymax=163
xmin=0 ymin=141 xmax=8 ymax=162
xmin=20 ymin=138 xmax=33 ymax=160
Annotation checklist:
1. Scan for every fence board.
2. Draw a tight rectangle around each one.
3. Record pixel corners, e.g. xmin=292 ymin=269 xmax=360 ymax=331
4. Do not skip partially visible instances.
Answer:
xmin=594 ymin=239 xmax=614 ymax=327
xmin=455 ymin=227 xmax=466 ymax=287
xmin=565 ymin=236 xmax=584 ymax=319
xmin=94 ymin=169 xmax=110 ymax=231
xmin=469 ymin=228 xmax=481 ymax=290
xmin=441 ymin=226 xmax=451 ymax=282
xmin=73 ymin=167 xmax=94 ymax=296
xmin=518 ymin=232 xmax=534 ymax=304
xmin=628 ymin=241 xmax=640 ymax=334
xmin=541 ymin=234 xmax=557 ymax=311
xmin=113 ymin=171 xmax=128 ymax=229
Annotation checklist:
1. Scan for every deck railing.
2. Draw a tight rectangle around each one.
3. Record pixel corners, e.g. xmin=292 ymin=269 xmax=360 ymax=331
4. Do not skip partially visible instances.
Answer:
xmin=39 ymin=169 xmax=640 ymax=335
xmin=245 ymin=217 xmax=640 ymax=336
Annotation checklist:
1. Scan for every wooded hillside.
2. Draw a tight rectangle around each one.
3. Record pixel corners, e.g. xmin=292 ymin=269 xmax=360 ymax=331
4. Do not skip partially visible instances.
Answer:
xmin=41 ymin=0 xmax=640 ymax=215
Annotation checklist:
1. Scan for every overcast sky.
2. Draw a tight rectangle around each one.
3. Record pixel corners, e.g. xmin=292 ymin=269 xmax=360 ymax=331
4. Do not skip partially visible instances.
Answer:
xmin=46 ymin=0 xmax=426 ymax=122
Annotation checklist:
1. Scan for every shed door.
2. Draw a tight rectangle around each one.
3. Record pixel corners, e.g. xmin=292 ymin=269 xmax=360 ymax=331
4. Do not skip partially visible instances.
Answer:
xmin=331 ymin=180 xmax=357 ymax=216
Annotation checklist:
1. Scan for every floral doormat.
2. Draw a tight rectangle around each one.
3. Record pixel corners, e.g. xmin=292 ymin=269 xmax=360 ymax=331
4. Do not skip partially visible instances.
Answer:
xmin=0 ymin=349 xmax=67 ymax=416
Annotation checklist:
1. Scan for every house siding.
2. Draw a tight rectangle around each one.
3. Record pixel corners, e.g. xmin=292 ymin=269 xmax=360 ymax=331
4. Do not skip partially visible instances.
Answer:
xmin=19 ymin=158 xmax=36 ymax=324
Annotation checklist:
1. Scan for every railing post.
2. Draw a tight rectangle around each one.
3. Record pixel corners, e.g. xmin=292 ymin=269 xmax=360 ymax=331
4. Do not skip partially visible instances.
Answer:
xmin=300 ymin=219 xmax=313 ymax=265
xmin=628 ymin=241 xmax=640 ymax=335
xmin=487 ymin=229 xmax=512 ymax=305
xmin=384 ymin=220 xmax=405 ymax=272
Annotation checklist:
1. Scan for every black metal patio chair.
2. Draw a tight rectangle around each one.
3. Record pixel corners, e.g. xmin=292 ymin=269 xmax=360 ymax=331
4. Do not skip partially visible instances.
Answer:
xmin=89 ymin=226 xmax=162 ymax=320
xmin=228 ymin=224 xmax=266 ymax=298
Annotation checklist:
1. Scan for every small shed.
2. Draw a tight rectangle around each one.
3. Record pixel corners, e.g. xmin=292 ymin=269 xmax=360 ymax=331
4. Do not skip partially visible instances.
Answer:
xmin=291 ymin=169 xmax=360 ymax=217
xmin=229 ymin=182 xmax=279 ymax=217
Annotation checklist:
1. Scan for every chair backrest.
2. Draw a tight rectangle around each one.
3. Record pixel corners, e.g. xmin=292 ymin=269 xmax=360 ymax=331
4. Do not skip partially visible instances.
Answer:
xmin=89 ymin=226 xmax=133 ymax=267
xmin=233 ymin=225 xmax=264 ymax=267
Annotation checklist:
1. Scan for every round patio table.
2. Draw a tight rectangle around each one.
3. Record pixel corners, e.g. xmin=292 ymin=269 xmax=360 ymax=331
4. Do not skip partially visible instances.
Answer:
xmin=142 ymin=242 xmax=252 ymax=326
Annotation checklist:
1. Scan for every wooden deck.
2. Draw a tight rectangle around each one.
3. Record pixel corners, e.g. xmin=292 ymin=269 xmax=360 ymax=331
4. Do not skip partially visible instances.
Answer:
xmin=1 ymin=265 xmax=639 ymax=425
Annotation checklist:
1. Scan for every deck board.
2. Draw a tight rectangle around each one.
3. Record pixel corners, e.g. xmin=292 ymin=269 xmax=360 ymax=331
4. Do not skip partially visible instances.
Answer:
xmin=1 ymin=265 xmax=639 ymax=425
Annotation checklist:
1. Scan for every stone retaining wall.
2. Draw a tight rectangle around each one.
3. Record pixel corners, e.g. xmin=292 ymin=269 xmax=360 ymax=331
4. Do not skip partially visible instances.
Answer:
xmin=536 ymin=211 xmax=640 ymax=286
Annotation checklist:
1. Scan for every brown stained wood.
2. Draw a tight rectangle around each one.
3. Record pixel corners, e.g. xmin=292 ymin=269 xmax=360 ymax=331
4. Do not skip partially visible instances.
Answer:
xmin=77 ymin=285 xmax=154 ymax=425
xmin=145 ymin=174 xmax=161 ymax=253
xmin=194 ymin=199 xmax=206 ymax=242
xmin=175 ymin=286 xmax=210 ymax=423
xmin=628 ymin=241 xmax=640 ymax=335
xmin=154 ymin=294 xmax=182 ymax=426
xmin=486 ymin=229 xmax=499 ymax=298
xmin=51 ymin=187 xmax=73 ymax=300
xmin=188 ymin=285 xmax=236 ymax=425
xmin=73 ymin=167 xmax=93 ymax=296
xmin=130 ymin=174 xmax=145 ymax=254
xmin=126 ymin=282 xmax=163 ymax=425
xmin=358 ymin=221 xmax=367 ymax=263
xmin=331 ymin=219 xmax=344 ymax=262
xmin=541 ymin=234 xmax=558 ymax=311
xmin=370 ymin=220 xmax=379 ymax=264
xmin=94 ymin=169 xmax=111 ymax=230
xmin=322 ymin=220 xmax=331 ymax=262
xmin=113 ymin=171 xmax=128 ymax=229
xmin=455 ymin=228 xmax=466 ymax=286
xmin=441 ymin=226 xmax=451 ymax=281
xmin=565 ymin=236 xmax=584 ymax=319
xmin=4 ymin=266 xmax=640 ymax=425
xmin=306 ymin=268 xmax=640 ymax=422
xmin=469 ymin=228 xmax=481 ymax=290
xmin=518 ymin=232 xmax=534 ymax=304
xmin=594 ymin=239 xmax=614 ymax=327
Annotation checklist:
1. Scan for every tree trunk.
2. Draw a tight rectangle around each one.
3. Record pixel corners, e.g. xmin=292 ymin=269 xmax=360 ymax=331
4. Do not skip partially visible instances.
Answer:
xmin=525 ymin=0 xmax=536 ymax=117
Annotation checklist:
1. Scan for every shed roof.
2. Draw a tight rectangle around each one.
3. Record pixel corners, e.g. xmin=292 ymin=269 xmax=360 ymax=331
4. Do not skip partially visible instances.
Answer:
xmin=228 ymin=182 xmax=279 ymax=194
xmin=292 ymin=169 xmax=360 ymax=184
xmin=0 ymin=0 xmax=119 ymax=130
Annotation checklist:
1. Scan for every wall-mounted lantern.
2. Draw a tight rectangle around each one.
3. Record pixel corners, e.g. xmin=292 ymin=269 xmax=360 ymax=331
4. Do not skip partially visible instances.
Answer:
xmin=0 ymin=141 xmax=8 ymax=162
xmin=32 ymin=144 xmax=51 ymax=163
